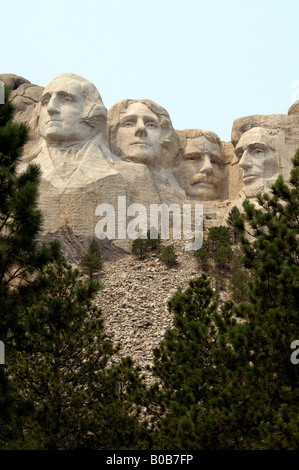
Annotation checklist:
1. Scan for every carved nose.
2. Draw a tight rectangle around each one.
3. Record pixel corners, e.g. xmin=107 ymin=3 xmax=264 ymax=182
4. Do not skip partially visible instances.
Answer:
xmin=135 ymin=119 xmax=147 ymax=137
xmin=47 ymin=96 xmax=59 ymax=115
xmin=239 ymin=150 xmax=252 ymax=170
xmin=200 ymin=154 xmax=213 ymax=175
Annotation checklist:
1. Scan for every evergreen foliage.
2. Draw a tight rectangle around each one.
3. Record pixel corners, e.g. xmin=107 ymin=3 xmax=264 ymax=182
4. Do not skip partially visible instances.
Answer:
xmin=131 ymin=228 xmax=162 ymax=259
xmin=213 ymin=244 xmax=234 ymax=272
xmin=207 ymin=225 xmax=232 ymax=252
xmin=79 ymin=238 xmax=102 ymax=278
xmin=230 ymin=151 xmax=299 ymax=448
xmin=146 ymin=227 xmax=161 ymax=253
xmin=0 ymin=87 xmax=60 ymax=447
xmin=131 ymin=236 xmax=148 ymax=259
xmin=227 ymin=205 xmax=243 ymax=243
xmin=230 ymin=251 xmax=251 ymax=303
xmin=5 ymin=257 xmax=150 ymax=450
xmin=148 ymin=274 xmax=236 ymax=449
xmin=159 ymin=244 xmax=178 ymax=267
xmin=195 ymin=246 xmax=210 ymax=272
xmin=0 ymin=86 xmax=59 ymax=338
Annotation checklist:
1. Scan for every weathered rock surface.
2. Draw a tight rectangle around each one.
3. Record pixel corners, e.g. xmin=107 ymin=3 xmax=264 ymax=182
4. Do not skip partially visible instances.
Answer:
xmin=94 ymin=239 xmax=200 ymax=383
xmin=288 ymin=100 xmax=299 ymax=116
xmin=0 ymin=74 xmax=43 ymax=125
xmin=0 ymin=73 xmax=30 ymax=90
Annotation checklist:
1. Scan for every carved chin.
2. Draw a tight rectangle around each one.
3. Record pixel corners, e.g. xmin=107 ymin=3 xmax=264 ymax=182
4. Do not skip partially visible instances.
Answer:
xmin=126 ymin=152 xmax=157 ymax=164
xmin=241 ymin=180 xmax=266 ymax=198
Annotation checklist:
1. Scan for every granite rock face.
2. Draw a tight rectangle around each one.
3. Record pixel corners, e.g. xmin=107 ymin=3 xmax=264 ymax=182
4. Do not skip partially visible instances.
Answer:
xmin=230 ymin=114 xmax=299 ymax=201
xmin=0 ymin=74 xmax=44 ymax=125
xmin=1 ymin=72 xmax=299 ymax=248
xmin=288 ymin=100 xmax=299 ymax=116
xmin=174 ymin=129 xmax=229 ymax=201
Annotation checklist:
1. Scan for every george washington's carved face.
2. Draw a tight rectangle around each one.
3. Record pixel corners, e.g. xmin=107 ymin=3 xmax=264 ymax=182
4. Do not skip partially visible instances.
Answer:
xmin=174 ymin=136 xmax=225 ymax=200
xmin=39 ymin=77 xmax=93 ymax=144
xmin=116 ymin=102 xmax=164 ymax=165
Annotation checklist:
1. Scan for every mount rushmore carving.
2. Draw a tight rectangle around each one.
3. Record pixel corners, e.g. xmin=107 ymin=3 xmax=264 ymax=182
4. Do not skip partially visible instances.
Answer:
xmin=1 ymin=72 xmax=298 ymax=243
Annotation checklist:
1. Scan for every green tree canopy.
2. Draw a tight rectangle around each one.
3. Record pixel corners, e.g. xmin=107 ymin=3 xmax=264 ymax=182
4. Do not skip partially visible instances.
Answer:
xmin=159 ymin=244 xmax=178 ymax=267
xmin=0 ymin=87 xmax=60 ymax=447
xmin=227 ymin=205 xmax=243 ymax=243
xmin=6 ymin=256 xmax=150 ymax=450
xmin=207 ymin=225 xmax=232 ymax=252
xmin=79 ymin=238 xmax=102 ymax=278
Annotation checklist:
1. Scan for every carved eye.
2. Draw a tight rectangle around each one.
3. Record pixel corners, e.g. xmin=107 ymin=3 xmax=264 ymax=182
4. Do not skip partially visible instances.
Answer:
xmin=123 ymin=121 xmax=134 ymax=128
xmin=63 ymin=95 xmax=73 ymax=103
xmin=253 ymin=148 xmax=264 ymax=156
xmin=146 ymin=122 xmax=157 ymax=128
xmin=41 ymin=99 xmax=49 ymax=106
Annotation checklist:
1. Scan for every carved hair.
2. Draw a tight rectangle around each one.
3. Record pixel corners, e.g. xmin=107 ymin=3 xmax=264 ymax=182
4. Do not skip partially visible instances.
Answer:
xmin=174 ymin=129 xmax=224 ymax=166
xmin=235 ymin=126 xmax=277 ymax=155
xmin=176 ymin=129 xmax=222 ymax=148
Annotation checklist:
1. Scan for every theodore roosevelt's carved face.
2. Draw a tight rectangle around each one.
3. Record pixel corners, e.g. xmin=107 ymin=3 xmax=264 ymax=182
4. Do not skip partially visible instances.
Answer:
xmin=116 ymin=102 xmax=164 ymax=165
xmin=39 ymin=77 xmax=93 ymax=144
xmin=175 ymin=135 xmax=225 ymax=200
xmin=235 ymin=127 xmax=277 ymax=187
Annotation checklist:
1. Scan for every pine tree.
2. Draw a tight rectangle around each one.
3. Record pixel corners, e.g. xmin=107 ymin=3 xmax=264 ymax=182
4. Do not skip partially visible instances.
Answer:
xmin=6 ymin=256 xmax=150 ymax=450
xmin=230 ymin=151 xmax=299 ymax=448
xmin=195 ymin=246 xmax=210 ymax=272
xmin=79 ymin=238 xmax=102 ymax=278
xmin=0 ymin=87 xmax=59 ymax=447
xmin=131 ymin=235 xmax=148 ymax=259
xmin=227 ymin=205 xmax=243 ymax=243
xmin=207 ymin=225 xmax=232 ymax=252
xmin=212 ymin=244 xmax=234 ymax=273
xmin=146 ymin=227 xmax=161 ymax=254
xmin=148 ymin=274 xmax=237 ymax=449
xmin=159 ymin=244 xmax=178 ymax=267
xmin=230 ymin=250 xmax=251 ymax=303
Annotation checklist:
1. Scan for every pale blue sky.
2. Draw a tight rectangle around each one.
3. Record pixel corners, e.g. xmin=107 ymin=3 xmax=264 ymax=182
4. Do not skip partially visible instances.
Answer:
xmin=1 ymin=0 xmax=298 ymax=141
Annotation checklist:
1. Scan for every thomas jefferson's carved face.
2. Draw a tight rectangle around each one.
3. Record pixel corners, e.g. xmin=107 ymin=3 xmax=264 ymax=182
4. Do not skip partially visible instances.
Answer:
xmin=235 ymin=127 xmax=277 ymax=187
xmin=175 ymin=136 xmax=225 ymax=200
xmin=39 ymin=78 xmax=93 ymax=144
xmin=116 ymin=102 xmax=164 ymax=165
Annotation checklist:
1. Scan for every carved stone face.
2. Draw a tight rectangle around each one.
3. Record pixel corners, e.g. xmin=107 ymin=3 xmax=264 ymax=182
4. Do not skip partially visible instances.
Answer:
xmin=175 ymin=136 xmax=225 ymax=200
xmin=39 ymin=77 xmax=93 ymax=144
xmin=116 ymin=102 xmax=163 ymax=165
xmin=235 ymin=127 xmax=277 ymax=187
